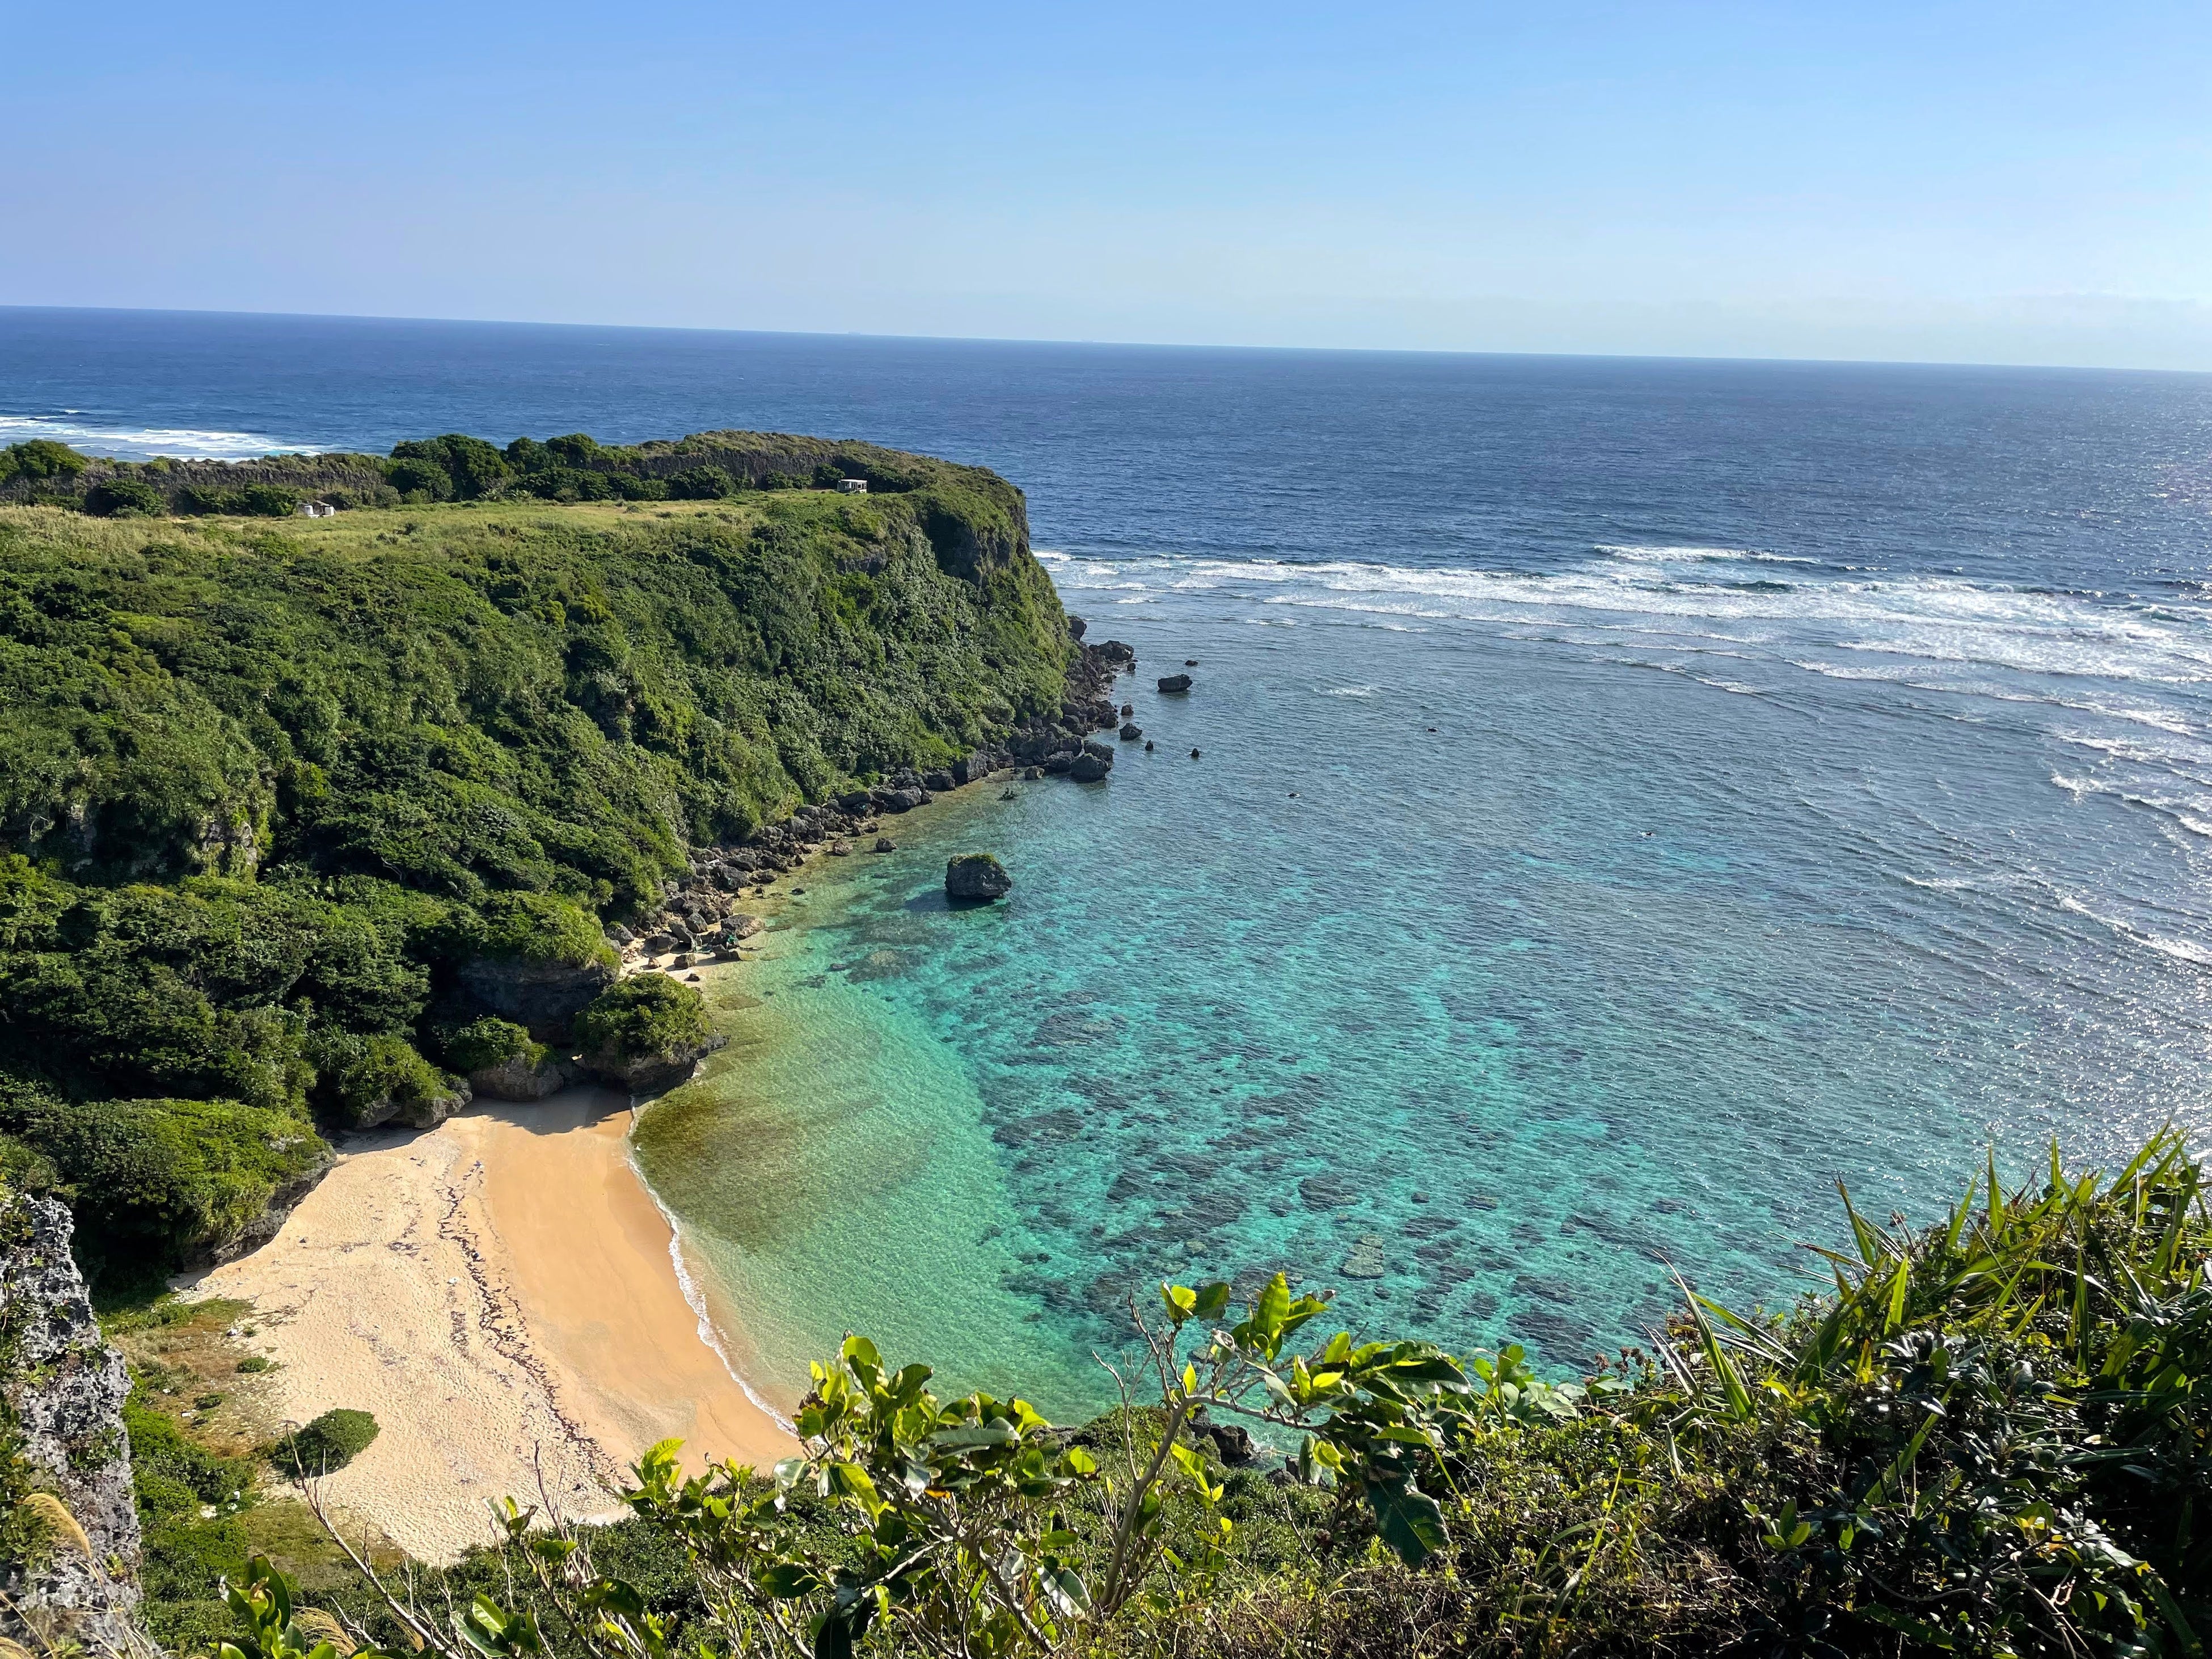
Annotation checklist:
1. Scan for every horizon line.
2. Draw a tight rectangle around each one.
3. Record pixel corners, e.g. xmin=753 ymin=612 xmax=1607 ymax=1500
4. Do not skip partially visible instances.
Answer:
xmin=5 ymin=301 xmax=2209 ymax=382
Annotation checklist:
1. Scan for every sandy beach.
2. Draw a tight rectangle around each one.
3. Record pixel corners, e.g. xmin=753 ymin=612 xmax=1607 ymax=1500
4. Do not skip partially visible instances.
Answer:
xmin=193 ymin=1087 xmax=796 ymax=1563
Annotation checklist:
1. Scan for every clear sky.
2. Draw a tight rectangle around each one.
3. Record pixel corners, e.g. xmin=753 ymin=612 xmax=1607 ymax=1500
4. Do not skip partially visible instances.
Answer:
xmin=7 ymin=1 xmax=2209 ymax=369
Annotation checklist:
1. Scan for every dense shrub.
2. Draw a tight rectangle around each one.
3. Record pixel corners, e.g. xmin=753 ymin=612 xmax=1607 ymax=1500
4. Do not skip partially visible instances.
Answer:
xmin=383 ymin=455 xmax=453 ymax=501
xmin=391 ymin=434 xmax=510 ymax=497
xmin=238 ymin=483 xmax=302 ymax=517
xmin=442 ymin=1016 xmax=538 ymax=1073
xmin=176 ymin=483 xmax=301 ymax=517
xmin=175 ymin=484 xmax=235 ymax=515
xmin=510 ymin=465 xmax=622 ymax=502
xmin=124 ymin=1387 xmax=260 ymax=1648
xmin=83 ymin=476 xmax=167 ymax=516
xmin=0 ymin=439 xmax=88 ymax=484
xmin=667 ymin=465 xmax=734 ymax=500
xmin=269 ymin=1409 xmax=379 ymax=1476
xmin=318 ymin=1032 xmax=454 ymax=1128
xmin=572 ymin=973 xmax=709 ymax=1065
xmin=0 ymin=1091 xmax=324 ymax=1277
xmin=450 ymin=890 xmax=617 ymax=969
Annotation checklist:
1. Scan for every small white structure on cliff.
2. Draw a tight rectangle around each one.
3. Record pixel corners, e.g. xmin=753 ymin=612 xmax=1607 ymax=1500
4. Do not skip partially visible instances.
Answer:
xmin=834 ymin=477 xmax=868 ymax=494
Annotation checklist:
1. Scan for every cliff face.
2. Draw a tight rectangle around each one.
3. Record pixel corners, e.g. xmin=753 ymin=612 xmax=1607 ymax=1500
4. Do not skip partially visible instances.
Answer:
xmin=0 ymin=1193 xmax=142 ymax=1653
xmin=0 ymin=440 xmax=1075 ymax=1283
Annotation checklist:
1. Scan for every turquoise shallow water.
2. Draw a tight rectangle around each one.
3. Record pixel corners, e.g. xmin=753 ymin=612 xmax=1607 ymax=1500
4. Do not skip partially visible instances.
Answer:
xmin=640 ymin=576 xmax=2212 ymax=1416
xmin=14 ymin=310 xmax=2210 ymax=1416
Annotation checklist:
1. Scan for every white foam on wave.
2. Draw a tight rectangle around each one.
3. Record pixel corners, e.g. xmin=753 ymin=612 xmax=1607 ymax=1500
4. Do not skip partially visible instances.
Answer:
xmin=0 ymin=412 xmax=310 ymax=461
xmin=1046 ymin=549 xmax=2212 ymax=719
xmin=1596 ymin=542 xmax=1821 ymax=566
xmin=2057 ymin=894 xmax=2212 ymax=966
xmin=2051 ymin=773 xmax=2212 ymax=838
xmin=1321 ymin=685 xmax=1379 ymax=697
xmin=2054 ymin=729 xmax=2212 ymax=779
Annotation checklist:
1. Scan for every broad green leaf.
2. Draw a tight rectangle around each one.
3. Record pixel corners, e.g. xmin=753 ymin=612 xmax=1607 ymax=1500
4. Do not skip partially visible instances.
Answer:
xmin=757 ymin=1563 xmax=821 ymax=1599
xmin=1255 ymin=1274 xmax=1291 ymax=1343
xmin=1369 ymin=1480 xmax=1447 ymax=1565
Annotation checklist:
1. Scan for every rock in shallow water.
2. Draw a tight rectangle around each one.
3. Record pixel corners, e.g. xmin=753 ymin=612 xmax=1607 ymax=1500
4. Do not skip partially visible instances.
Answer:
xmin=1158 ymin=673 xmax=1192 ymax=693
xmin=946 ymin=852 xmax=1013 ymax=901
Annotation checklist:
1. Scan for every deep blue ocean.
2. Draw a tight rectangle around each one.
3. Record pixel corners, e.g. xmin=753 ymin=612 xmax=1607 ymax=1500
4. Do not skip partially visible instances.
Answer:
xmin=10 ymin=306 xmax=2212 ymax=1406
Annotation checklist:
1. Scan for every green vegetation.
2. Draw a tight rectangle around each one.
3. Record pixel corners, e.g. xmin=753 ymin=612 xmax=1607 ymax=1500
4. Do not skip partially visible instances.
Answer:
xmin=0 ymin=1092 xmax=327 ymax=1280
xmin=0 ymin=428 xmax=1001 ymax=519
xmin=0 ymin=432 xmax=1071 ymax=1280
xmin=574 ymin=975 xmax=712 ymax=1071
xmin=270 ymin=1411 xmax=379 ymax=1478
xmin=444 ymin=1017 xmax=546 ymax=1074
xmin=179 ymin=1130 xmax=2206 ymax=1659
xmin=0 ymin=440 xmax=88 ymax=487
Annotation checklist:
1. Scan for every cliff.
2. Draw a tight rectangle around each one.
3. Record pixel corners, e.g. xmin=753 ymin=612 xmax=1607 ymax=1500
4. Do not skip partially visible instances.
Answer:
xmin=0 ymin=434 xmax=1077 ymax=1282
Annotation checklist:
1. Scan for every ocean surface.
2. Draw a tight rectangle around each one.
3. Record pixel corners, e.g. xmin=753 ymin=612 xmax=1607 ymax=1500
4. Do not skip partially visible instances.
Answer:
xmin=10 ymin=306 xmax=2212 ymax=1412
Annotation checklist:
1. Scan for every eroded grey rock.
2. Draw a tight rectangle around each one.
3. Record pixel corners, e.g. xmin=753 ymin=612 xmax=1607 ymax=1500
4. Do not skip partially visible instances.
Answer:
xmin=456 ymin=955 xmax=617 ymax=1039
xmin=0 ymin=1196 xmax=143 ymax=1655
xmin=468 ymin=1053 xmax=576 ymax=1102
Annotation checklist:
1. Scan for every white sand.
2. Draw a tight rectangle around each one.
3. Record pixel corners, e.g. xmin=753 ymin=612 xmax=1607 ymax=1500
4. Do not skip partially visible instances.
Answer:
xmin=193 ymin=1087 xmax=796 ymax=1563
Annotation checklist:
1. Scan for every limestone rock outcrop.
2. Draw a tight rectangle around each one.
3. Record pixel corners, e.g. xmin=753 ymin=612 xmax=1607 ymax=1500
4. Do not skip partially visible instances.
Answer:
xmin=0 ymin=1195 xmax=143 ymax=1655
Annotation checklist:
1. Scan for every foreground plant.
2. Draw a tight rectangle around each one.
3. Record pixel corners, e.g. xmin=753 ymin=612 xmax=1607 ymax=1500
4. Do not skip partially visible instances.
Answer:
xmin=227 ymin=1128 xmax=2209 ymax=1659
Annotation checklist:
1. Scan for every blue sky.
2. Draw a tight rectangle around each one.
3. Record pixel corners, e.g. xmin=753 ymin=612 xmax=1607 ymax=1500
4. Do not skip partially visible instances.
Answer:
xmin=7 ymin=1 xmax=2209 ymax=368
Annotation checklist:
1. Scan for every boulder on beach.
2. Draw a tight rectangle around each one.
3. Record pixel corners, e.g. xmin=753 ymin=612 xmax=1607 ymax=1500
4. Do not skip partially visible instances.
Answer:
xmin=874 ymin=836 xmax=897 ymax=852
xmin=575 ymin=973 xmax=727 ymax=1094
xmin=468 ymin=1048 xmax=577 ymax=1103
xmin=923 ymin=769 xmax=956 ymax=792
xmin=945 ymin=852 xmax=1013 ymax=902
xmin=1158 ymin=673 xmax=1192 ymax=693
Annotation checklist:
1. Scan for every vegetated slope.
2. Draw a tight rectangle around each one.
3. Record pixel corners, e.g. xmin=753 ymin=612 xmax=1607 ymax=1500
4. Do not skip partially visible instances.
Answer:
xmin=0 ymin=445 xmax=1072 ymax=1285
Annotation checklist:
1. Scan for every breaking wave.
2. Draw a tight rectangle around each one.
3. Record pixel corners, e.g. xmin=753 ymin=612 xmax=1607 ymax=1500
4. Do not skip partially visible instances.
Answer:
xmin=0 ymin=411 xmax=309 ymax=461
